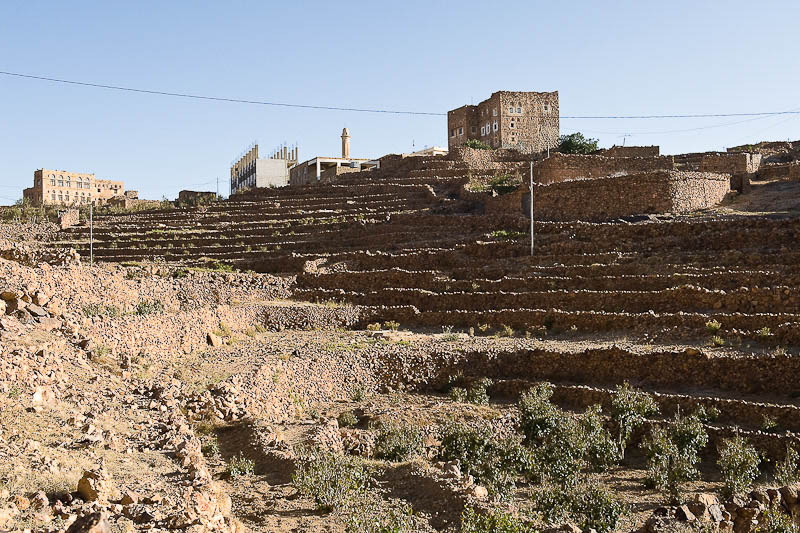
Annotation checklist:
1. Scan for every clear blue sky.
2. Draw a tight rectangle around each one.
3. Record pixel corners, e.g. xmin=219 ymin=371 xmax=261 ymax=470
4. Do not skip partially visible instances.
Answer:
xmin=1 ymin=1 xmax=798 ymax=202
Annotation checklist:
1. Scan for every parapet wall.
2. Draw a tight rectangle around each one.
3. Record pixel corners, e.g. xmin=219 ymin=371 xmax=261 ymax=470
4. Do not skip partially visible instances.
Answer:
xmin=533 ymin=171 xmax=730 ymax=221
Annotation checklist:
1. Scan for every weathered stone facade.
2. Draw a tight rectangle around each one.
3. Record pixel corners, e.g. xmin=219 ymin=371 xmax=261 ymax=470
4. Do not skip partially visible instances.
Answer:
xmin=447 ymin=91 xmax=559 ymax=153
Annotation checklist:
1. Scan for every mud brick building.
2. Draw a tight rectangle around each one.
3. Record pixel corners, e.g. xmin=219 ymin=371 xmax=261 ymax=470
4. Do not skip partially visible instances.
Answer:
xmin=23 ymin=169 xmax=124 ymax=206
xmin=447 ymin=91 xmax=560 ymax=154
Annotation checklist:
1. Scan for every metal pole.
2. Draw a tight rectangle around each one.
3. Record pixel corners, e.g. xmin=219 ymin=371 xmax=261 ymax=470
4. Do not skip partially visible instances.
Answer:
xmin=89 ymin=202 xmax=93 ymax=266
xmin=530 ymin=160 xmax=534 ymax=256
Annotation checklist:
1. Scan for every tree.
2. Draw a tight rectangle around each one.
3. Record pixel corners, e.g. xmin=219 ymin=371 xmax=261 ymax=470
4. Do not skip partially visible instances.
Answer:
xmin=558 ymin=133 xmax=599 ymax=154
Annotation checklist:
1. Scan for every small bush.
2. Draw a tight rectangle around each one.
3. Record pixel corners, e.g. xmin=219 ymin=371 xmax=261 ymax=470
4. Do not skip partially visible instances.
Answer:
xmin=366 ymin=323 xmax=382 ymax=331
xmin=774 ymin=446 xmax=800 ymax=486
xmin=83 ymin=303 xmax=122 ymax=318
xmin=383 ymin=321 xmax=400 ymax=331
xmin=350 ymin=385 xmax=368 ymax=402
xmin=533 ymin=483 xmax=627 ymax=533
xmin=762 ymin=414 xmax=778 ymax=432
xmin=518 ymin=382 xmax=560 ymax=444
xmin=461 ymin=506 xmax=536 ymax=532
xmin=642 ymin=410 xmax=708 ymax=503
xmin=711 ymin=335 xmax=725 ymax=347
xmin=227 ymin=453 xmax=255 ymax=478
xmin=293 ymin=448 xmax=370 ymax=512
xmin=757 ymin=327 xmax=772 ymax=338
xmin=717 ymin=435 xmax=760 ymax=499
xmin=489 ymin=230 xmax=526 ymax=241
xmin=135 ymin=299 xmax=164 ymax=316
xmin=464 ymin=139 xmax=492 ymax=150
xmin=755 ymin=502 xmax=798 ymax=533
xmin=201 ymin=437 xmax=220 ymax=457
xmin=611 ymin=382 xmax=659 ymax=458
xmin=706 ymin=319 xmax=722 ymax=333
xmin=579 ymin=404 xmax=620 ymax=472
xmin=449 ymin=386 xmax=468 ymax=402
xmin=439 ymin=420 xmax=528 ymax=499
xmin=337 ymin=410 xmax=359 ymax=428
xmin=499 ymin=325 xmax=515 ymax=338
xmin=466 ymin=378 xmax=493 ymax=406
xmin=344 ymin=493 xmax=418 ymax=533
xmin=374 ymin=422 xmax=424 ymax=462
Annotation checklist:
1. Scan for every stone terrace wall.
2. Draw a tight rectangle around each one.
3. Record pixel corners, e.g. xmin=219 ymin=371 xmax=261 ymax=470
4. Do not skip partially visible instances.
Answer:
xmin=448 ymin=146 xmax=529 ymax=166
xmin=698 ymin=152 xmax=761 ymax=174
xmin=594 ymin=145 xmax=660 ymax=158
xmin=533 ymin=171 xmax=730 ymax=221
xmin=533 ymin=153 xmax=675 ymax=184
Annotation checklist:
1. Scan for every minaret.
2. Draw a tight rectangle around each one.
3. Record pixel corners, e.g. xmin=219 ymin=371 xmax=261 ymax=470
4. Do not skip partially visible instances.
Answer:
xmin=341 ymin=128 xmax=351 ymax=159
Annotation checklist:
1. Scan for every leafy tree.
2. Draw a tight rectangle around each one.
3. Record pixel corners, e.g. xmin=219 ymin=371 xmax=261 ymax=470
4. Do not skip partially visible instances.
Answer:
xmin=557 ymin=133 xmax=599 ymax=154
xmin=718 ymin=434 xmax=761 ymax=499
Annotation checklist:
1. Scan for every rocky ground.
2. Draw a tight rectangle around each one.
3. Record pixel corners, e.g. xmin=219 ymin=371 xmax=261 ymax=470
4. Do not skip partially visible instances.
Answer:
xmin=1 ymin=220 xmax=799 ymax=533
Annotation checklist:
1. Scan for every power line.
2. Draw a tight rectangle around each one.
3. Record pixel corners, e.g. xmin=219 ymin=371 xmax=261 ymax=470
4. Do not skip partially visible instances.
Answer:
xmin=3 ymin=70 xmax=800 ymax=120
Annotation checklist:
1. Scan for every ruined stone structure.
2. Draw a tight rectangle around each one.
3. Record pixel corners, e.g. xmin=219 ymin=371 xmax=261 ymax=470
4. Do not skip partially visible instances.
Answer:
xmin=447 ymin=90 xmax=559 ymax=153
xmin=23 ymin=169 xmax=124 ymax=206
xmin=230 ymin=143 xmax=296 ymax=194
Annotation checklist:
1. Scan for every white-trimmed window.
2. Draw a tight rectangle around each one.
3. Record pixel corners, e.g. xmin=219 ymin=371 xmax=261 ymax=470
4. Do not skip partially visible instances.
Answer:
xmin=508 ymin=106 xmax=514 ymax=114
xmin=50 ymin=178 xmax=55 ymax=186
xmin=492 ymin=108 xmax=497 ymax=117
xmin=517 ymin=106 xmax=522 ymax=113
xmin=458 ymin=127 xmax=463 ymax=135
xmin=493 ymin=121 xmax=498 ymax=132
xmin=480 ymin=126 xmax=485 ymax=135
xmin=543 ymin=104 xmax=550 ymax=113
xmin=450 ymin=129 xmax=456 ymax=137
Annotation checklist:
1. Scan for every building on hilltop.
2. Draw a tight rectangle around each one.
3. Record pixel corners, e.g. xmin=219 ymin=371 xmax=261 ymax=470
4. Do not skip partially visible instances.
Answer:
xmin=289 ymin=128 xmax=377 ymax=186
xmin=23 ymin=169 xmax=124 ymax=206
xmin=230 ymin=143 xmax=297 ymax=194
xmin=447 ymin=91 xmax=559 ymax=154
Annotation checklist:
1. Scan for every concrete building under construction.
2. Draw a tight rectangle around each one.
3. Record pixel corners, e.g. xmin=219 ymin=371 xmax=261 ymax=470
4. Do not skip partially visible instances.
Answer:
xmin=230 ymin=143 xmax=297 ymax=194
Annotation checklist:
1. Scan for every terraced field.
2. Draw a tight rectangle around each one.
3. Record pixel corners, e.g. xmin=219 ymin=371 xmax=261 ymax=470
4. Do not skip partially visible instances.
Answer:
xmin=44 ymin=156 xmax=800 ymax=531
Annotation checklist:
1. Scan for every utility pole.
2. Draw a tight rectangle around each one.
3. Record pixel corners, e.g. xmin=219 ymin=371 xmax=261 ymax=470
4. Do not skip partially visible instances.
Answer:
xmin=216 ymin=177 xmax=219 ymax=199
xmin=530 ymin=160 xmax=534 ymax=256
xmin=89 ymin=202 xmax=93 ymax=266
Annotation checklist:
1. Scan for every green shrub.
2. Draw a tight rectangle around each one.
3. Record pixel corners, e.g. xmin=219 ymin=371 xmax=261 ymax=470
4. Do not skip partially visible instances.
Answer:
xmin=460 ymin=506 xmax=536 ymax=533
xmin=464 ymin=139 xmax=492 ymax=150
xmin=533 ymin=483 xmax=627 ymax=533
xmin=755 ymin=502 xmax=799 ymax=533
xmin=774 ymin=446 xmax=800 ymax=486
xmin=293 ymin=448 xmax=370 ymax=512
xmin=83 ymin=303 xmax=122 ymax=318
xmin=762 ymin=414 xmax=778 ymax=432
xmin=530 ymin=415 xmax=586 ymax=487
xmin=439 ymin=420 xmax=528 ymax=499
xmin=642 ymin=410 xmax=708 ymax=503
xmin=344 ymin=494 xmax=418 ymax=533
xmin=227 ymin=452 xmax=255 ymax=478
xmin=449 ymin=386 xmax=468 ymax=403
xmin=717 ymin=435 xmax=760 ymax=499
xmin=518 ymin=383 xmax=560 ymax=444
xmin=579 ymin=404 xmax=620 ymax=472
xmin=489 ymin=230 xmax=526 ymax=241
xmin=572 ymin=484 xmax=629 ymax=533
xmin=374 ymin=422 xmax=424 ymax=462
xmin=757 ymin=327 xmax=772 ymax=339
xmin=366 ymin=322 xmax=382 ymax=331
xmin=383 ymin=320 xmax=400 ymax=331
xmin=711 ymin=335 xmax=725 ymax=347
xmin=557 ymin=133 xmax=599 ymax=154
xmin=706 ymin=319 xmax=722 ymax=333
xmin=337 ymin=410 xmax=359 ymax=428
xmin=611 ymin=382 xmax=659 ymax=458
xmin=135 ymin=299 xmax=164 ymax=316
xmin=466 ymin=378 xmax=493 ymax=405
xmin=350 ymin=385 xmax=368 ymax=402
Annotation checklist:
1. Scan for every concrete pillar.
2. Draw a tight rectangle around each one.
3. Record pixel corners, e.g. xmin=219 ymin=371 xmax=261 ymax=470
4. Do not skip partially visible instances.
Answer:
xmin=341 ymin=128 xmax=351 ymax=159
xmin=315 ymin=160 xmax=321 ymax=181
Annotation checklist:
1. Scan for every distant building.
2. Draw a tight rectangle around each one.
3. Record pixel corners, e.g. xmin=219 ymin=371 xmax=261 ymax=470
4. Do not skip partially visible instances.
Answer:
xmin=406 ymin=146 xmax=448 ymax=157
xmin=23 ymin=169 xmax=124 ymax=206
xmin=230 ymin=143 xmax=296 ymax=194
xmin=289 ymin=128 xmax=377 ymax=186
xmin=447 ymin=90 xmax=560 ymax=153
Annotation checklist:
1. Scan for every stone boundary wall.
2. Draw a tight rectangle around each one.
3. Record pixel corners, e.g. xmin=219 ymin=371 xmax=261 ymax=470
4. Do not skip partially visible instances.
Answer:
xmin=759 ymin=162 xmax=800 ymax=181
xmin=698 ymin=152 xmax=761 ymax=174
xmin=533 ymin=171 xmax=730 ymax=221
xmin=593 ymin=145 xmax=660 ymax=158
xmin=533 ymin=152 xmax=675 ymax=184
